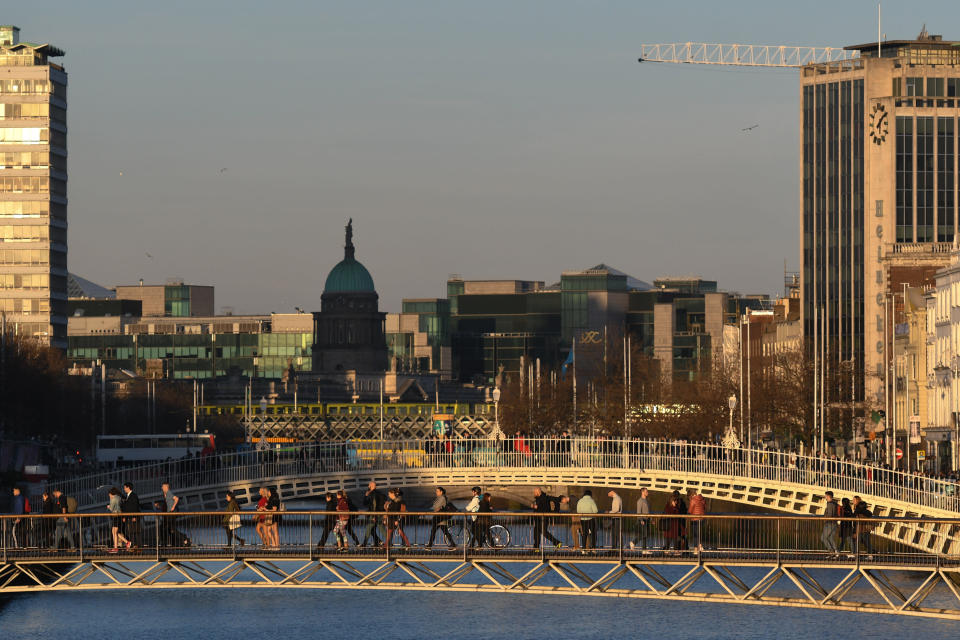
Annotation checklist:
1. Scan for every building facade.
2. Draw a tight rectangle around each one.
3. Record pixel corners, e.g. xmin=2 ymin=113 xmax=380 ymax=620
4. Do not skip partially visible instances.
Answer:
xmin=802 ymin=32 xmax=960 ymax=430
xmin=0 ymin=26 xmax=67 ymax=347
xmin=311 ymin=220 xmax=387 ymax=373
xmin=113 ymin=282 xmax=214 ymax=317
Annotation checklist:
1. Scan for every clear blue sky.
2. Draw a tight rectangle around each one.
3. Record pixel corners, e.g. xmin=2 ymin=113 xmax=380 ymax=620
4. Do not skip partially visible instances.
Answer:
xmin=8 ymin=1 xmax=960 ymax=312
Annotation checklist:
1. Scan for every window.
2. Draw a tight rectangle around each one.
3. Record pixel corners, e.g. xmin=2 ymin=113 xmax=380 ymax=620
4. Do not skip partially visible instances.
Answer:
xmin=917 ymin=117 xmax=934 ymax=242
xmin=938 ymin=117 xmax=955 ymax=242
xmin=896 ymin=116 xmax=913 ymax=243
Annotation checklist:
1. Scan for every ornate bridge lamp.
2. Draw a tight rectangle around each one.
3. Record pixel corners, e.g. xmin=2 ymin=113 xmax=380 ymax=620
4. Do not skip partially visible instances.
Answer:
xmin=492 ymin=386 xmax=502 ymax=440
xmin=723 ymin=394 xmax=741 ymax=450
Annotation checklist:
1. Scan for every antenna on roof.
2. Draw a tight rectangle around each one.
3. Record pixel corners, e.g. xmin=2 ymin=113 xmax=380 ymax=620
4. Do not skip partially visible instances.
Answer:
xmin=918 ymin=24 xmax=929 ymax=40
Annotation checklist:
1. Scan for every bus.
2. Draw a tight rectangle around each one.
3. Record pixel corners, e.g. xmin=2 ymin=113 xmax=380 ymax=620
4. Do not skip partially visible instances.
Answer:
xmin=95 ymin=433 xmax=216 ymax=465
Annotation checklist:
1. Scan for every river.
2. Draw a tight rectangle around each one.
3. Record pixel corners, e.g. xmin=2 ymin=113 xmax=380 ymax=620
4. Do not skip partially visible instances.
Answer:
xmin=2 ymin=589 xmax=960 ymax=639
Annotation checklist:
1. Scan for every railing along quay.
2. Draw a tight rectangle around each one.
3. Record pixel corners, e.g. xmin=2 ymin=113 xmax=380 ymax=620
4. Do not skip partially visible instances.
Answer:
xmin=50 ymin=438 xmax=960 ymax=513
xmin=3 ymin=512 xmax=960 ymax=620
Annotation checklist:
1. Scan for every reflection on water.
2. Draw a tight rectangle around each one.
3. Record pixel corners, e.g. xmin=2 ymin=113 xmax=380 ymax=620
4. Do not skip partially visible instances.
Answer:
xmin=1 ymin=589 xmax=960 ymax=640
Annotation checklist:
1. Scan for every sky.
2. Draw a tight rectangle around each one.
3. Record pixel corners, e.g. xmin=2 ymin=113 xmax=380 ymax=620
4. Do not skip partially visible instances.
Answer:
xmin=8 ymin=1 xmax=960 ymax=313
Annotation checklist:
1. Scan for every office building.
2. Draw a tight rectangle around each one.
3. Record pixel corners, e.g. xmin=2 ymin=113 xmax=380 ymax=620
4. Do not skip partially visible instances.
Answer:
xmin=0 ymin=25 xmax=67 ymax=347
xmin=114 ymin=282 xmax=214 ymax=317
xmin=802 ymin=31 xmax=960 ymax=427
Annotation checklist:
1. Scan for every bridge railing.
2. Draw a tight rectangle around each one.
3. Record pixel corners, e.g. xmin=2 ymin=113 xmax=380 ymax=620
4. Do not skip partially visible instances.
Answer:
xmin=1 ymin=511 xmax=953 ymax=567
xmin=49 ymin=438 xmax=960 ymax=512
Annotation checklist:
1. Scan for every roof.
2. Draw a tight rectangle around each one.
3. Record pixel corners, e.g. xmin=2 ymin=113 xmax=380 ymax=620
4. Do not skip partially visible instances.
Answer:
xmin=324 ymin=258 xmax=376 ymax=294
xmin=575 ymin=264 xmax=652 ymax=291
xmin=68 ymin=273 xmax=115 ymax=299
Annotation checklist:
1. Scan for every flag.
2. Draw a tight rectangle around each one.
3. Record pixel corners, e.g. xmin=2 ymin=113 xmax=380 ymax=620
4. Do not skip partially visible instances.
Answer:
xmin=561 ymin=339 xmax=575 ymax=380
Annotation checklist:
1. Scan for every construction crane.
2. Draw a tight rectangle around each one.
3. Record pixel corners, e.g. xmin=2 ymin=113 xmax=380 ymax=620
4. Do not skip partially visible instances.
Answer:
xmin=638 ymin=42 xmax=858 ymax=68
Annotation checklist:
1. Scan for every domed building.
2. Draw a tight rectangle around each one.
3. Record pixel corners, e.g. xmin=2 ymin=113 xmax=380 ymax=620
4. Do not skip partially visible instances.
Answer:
xmin=312 ymin=220 xmax=388 ymax=373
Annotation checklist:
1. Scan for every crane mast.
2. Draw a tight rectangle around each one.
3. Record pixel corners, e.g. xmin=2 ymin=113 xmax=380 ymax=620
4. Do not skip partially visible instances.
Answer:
xmin=639 ymin=42 xmax=859 ymax=68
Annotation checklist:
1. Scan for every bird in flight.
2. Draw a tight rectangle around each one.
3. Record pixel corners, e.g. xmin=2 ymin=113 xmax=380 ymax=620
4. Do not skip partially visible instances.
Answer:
xmin=741 ymin=124 xmax=759 ymax=131
xmin=219 ymin=168 xmax=228 ymax=173
xmin=145 ymin=252 xmax=153 ymax=259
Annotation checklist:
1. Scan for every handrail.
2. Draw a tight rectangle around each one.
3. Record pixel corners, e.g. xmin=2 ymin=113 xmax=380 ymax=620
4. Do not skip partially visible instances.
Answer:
xmin=47 ymin=438 xmax=960 ymax=512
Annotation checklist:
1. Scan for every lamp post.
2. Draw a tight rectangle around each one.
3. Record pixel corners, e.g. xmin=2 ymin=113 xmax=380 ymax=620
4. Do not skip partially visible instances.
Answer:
xmin=492 ymin=387 xmax=501 ymax=440
xmin=723 ymin=394 xmax=740 ymax=449
xmin=935 ymin=364 xmax=952 ymax=471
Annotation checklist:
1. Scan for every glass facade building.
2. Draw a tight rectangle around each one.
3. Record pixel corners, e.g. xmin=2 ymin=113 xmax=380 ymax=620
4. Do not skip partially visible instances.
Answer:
xmin=0 ymin=26 xmax=68 ymax=347
xmin=67 ymin=314 xmax=313 ymax=380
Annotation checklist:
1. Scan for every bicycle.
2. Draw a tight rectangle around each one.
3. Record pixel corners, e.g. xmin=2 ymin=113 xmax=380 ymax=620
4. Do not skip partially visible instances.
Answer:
xmin=447 ymin=517 xmax=511 ymax=549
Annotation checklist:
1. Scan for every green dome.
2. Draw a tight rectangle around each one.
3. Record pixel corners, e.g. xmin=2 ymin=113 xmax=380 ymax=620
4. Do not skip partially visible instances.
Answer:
xmin=324 ymin=257 xmax=376 ymax=293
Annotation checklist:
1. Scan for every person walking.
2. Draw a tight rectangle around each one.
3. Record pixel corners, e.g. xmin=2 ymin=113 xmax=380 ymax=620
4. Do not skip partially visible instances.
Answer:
xmin=254 ymin=487 xmax=270 ymax=546
xmin=317 ymin=492 xmax=337 ymax=548
xmin=266 ymin=487 xmax=281 ymax=548
xmin=222 ymin=491 xmax=245 ymax=548
xmin=838 ymin=497 xmax=854 ymax=554
xmin=687 ymin=488 xmax=707 ymax=552
xmin=426 ymin=487 xmax=457 ymax=550
xmin=361 ymin=482 xmax=386 ymax=547
xmin=120 ymin=483 xmax=141 ymax=550
xmin=51 ymin=488 xmax=75 ymax=551
xmin=384 ymin=489 xmax=410 ymax=549
xmin=465 ymin=486 xmax=483 ymax=548
xmin=607 ymin=490 xmax=623 ymax=549
xmin=107 ymin=487 xmax=130 ymax=553
xmin=853 ymin=496 xmax=875 ymax=556
xmin=10 ymin=487 xmax=25 ymax=548
xmin=40 ymin=490 xmax=56 ymax=548
xmin=343 ymin=491 xmax=361 ymax=547
xmin=821 ymin=491 xmax=840 ymax=558
xmin=576 ymin=490 xmax=598 ymax=551
xmin=531 ymin=488 xmax=562 ymax=549
xmin=661 ymin=493 xmax=683 ymax=552
xmin=631 ymin=488 xmax=651 ymax=552
xmin=334 ymin=490 xmax=351 ymax=552
xmin=560 ymin=495 xmax=580 ymax=549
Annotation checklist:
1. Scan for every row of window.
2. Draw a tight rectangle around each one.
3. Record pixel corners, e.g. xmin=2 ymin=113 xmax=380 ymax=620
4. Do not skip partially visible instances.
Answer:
xmin=0 ymin=150 xmax=65 ymax=171
xmin=0 ymin=273 xmax=50 ymax=289
xmin=0 ymin=176 xmax=66 ymax=196
xmin=0 ymin=298 xmax=50 ymax=313
xmin=0 ymin=127 xmax=66 ymax=148
xmin=0 ymin=103 xmax=65 ymax=121
xmin=0 ymin=201 xmax=65 ymax=219
xmin=0 ymin=225 xmax=65 ymax=244
xmin=0 ymin=79 xmax=65 ymax=99
xmin=0 ymin=53 xmax=45 ymax=67
xmin=0 ymin=248 xmax=65 ymax=267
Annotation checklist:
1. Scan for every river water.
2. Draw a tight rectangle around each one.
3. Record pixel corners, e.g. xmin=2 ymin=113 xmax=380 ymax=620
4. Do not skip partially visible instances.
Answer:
xmin=2 ymin=589 xmax=960 ymax=639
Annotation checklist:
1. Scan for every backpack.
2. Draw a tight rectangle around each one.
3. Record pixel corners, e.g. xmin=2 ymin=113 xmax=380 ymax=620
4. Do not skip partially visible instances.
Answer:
xmin=442 ymin=501 xmax=458 ymax=513
xmin=548 ymin=496 xmax=562 ymax=513
xmin=24 ymin=497 xmax=30 ymax=513
xmin=66 ymin=496 xmax=78 ymax=514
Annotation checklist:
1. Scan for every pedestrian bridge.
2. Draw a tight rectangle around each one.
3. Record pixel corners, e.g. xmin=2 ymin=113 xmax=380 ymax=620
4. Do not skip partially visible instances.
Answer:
xmin=52 ymin=439 xmax=960 ymax=556
xmin=2 ymin=511 xmax=960 ymax=622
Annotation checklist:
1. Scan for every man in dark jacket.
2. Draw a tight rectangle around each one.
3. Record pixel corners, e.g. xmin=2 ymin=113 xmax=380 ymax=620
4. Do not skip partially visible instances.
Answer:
xmin=531 ymin=487 xmax=562 ymax=549
xmin=426 ymin=487 xmax=456 ymax=550
xmin=51 ymin=489 xmax=75 ymax=550
xmin=10 ymin=487 xmax=25 ymax=548
xmin=120 ymin=482 xmax=142 ymax=549
xmin=853 ymin=496 xmax=875 ymax=555
xmin=361 ymin=482 xmax=385 ymax=546
xmin=316 ymin=493 xmax=337 ymax=548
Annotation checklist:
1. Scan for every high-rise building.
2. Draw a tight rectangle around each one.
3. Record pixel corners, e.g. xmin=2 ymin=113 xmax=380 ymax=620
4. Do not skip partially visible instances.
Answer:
xmin=0 ymin=25 xmax=67 ymax=347
xmin=801 ymin=32 xmax=960 ymax=422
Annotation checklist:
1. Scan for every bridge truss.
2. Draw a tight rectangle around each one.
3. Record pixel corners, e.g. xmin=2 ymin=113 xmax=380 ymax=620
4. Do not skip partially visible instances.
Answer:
xmin=2 ymin=553 xmax=960 ymax=620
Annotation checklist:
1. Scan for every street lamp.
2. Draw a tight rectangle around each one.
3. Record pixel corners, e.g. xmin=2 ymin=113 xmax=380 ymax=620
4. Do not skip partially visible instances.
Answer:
xmin=491 ymin=387 xmax=500 ymax=438
xmin=935 ymin=364 xmax=953 ymax=471
xmin=723 ymin=394 xmax=740 ymax=449
xmin=492 ymin=386 xmax=501 ymax=439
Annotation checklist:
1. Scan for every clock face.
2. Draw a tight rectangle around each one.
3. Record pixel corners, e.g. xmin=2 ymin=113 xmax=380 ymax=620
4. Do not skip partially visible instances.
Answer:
xmin=870 ymin=103 xmax=888 ymax=146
